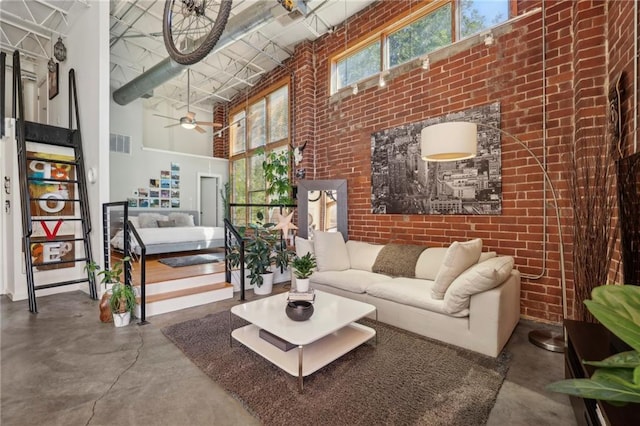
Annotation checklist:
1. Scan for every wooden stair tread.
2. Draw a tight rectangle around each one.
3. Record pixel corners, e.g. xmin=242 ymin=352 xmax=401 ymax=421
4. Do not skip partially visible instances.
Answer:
xmin=136 ymin=282 xmax=232 ymax=303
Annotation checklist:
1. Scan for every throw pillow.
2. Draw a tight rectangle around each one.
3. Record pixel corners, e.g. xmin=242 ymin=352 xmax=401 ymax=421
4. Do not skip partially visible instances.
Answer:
xmin=372 ymin=244 xmax=427 ymax=277
xmin=346 ymin=241 xmax=384 ymax=272
xmin=478 ymin=251 xmax=497 ymax=263
xmin=443 ymin=256 xmax=515 ymax=314
xmin=157 ymin=220 xmax=176 ymax=228
xmin=313 ymin=231 xmax=350 ymax=272
xmin=415 ymin=247 xmax=449 ymax=280
xmin=138 ymin=213 xmax=161 ymax=228
xmin=431 ymin=238 xmax=482 ymax=300
xmin=169 ymin=212 xmax=195 ymax=227
xmin=295 ymin=237 xmax=315 ymax=257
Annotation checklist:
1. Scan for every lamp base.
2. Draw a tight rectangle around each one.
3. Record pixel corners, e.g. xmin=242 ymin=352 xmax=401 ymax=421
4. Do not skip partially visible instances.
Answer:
xmin=528 ymin=329 xmax=565 ymax=353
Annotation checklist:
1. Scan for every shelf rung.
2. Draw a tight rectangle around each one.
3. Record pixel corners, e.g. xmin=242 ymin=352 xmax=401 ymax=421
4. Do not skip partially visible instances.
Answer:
xmin=35 ymin=278 xmax=89 ymax=290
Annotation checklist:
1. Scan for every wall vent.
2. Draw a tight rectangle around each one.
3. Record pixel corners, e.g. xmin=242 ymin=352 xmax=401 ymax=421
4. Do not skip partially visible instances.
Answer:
xmin=109 ymin=133 xmax=131 ymax=154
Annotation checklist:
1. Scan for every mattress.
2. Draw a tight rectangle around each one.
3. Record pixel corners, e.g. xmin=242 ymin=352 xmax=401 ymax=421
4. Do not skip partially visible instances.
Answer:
xmin=110 ymin=226 xmax=225 ymax=253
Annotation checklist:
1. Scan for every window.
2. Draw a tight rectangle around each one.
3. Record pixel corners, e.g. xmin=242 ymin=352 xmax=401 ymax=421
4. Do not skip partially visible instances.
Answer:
xmin=330 ymin=0 xmax=514 ymax=94
xmin=229 ymin=79 xmax=290 ymax=226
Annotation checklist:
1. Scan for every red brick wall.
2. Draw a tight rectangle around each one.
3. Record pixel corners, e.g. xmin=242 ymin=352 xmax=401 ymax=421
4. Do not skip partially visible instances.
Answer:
xmin=221 ymin=0 xmax=637 ymax=323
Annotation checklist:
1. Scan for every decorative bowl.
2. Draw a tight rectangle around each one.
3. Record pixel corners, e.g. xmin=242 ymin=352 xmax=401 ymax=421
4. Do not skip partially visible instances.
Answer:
xmin=285 ymin=300 xmax=314 ymax=321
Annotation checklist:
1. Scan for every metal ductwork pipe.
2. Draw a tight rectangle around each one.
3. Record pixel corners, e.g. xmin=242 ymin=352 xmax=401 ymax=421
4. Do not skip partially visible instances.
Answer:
xmin=113 ymin=1 xmax=305 ymax=106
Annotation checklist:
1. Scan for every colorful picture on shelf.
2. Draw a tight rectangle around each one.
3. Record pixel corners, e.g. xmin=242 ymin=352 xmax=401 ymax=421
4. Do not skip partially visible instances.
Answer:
xmin=150 ymin=198 xmax=160 ymax=208
xmin=161 ymin=170 xmax=170 ymax=179
xmin=161 ymin=189 xmax=170 ymax=198
xmin=171 ymin=199 xmax=180 ymax=208
xmin=139 ymin=199 xmax=149 ymax=208
xmin=27 ymin=151 xmax=76 ymax=217
xmin=171 ymin=162 xmax=180 ymax=172
xmin=161 ymin=199 xmax=170 ymax=208
xmin=127 ymin=198 xmax=138 ymax=207
xmin=150 ymin=179 xmax=160 ymax=188
xmin=160 ymin=179 xmax=171 ymax=188
xmin=30 ymin=236 xmax=75 ymax=271
xmin=150 ymin=190 xmax=159 ymax=198
xmin=171 ymin=179 xmax=179 ymax=189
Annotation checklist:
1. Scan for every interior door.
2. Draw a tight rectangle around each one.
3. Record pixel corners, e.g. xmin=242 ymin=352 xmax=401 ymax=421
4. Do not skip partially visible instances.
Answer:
xmin=199 ymin=175 xmax=218 ymax=226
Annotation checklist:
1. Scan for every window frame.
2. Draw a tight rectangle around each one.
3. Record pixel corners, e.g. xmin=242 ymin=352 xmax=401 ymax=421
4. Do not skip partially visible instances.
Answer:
xmin=329 ymin=0 xmax=515 ymax=94
xmin=229 ymin=77 xmax=291 ymax=225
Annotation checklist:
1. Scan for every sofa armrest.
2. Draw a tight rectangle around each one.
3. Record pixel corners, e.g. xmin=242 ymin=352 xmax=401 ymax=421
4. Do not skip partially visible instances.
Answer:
xmin=467 ymin=270 xmax=521 ymax=356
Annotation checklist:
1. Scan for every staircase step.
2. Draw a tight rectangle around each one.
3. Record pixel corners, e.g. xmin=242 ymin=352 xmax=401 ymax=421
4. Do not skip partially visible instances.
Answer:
xmin=135 ymin=281 xmax=233 ymax=318
xmin=139 ymin=282 xmax=231 ymax=303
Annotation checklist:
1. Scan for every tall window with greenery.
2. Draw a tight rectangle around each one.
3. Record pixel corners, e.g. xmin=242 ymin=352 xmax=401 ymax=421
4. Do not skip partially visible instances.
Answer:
xmin=331 ymin=0 xmax=513 ymax=93
xmin=230 ymin=80 xmax=290 ymax=226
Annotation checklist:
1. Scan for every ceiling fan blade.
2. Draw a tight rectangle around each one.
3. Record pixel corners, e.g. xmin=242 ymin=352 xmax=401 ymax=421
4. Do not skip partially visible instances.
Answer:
xmin=194 ymin=121 xmax=220 ymax=127
xmin=153 ymin=114 xmax=178 ymax=121
xmin=186 ymin=111 xmax=196 ymax=120
xmin=164 ymin=123 xmax=181 ymax=128
xmin=194 ymin=126 xmax=206 ymax=134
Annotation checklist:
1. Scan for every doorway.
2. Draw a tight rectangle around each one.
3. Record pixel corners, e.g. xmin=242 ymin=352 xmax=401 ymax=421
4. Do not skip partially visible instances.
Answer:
xmin=197 ymin=174 xmax=220 ymax=227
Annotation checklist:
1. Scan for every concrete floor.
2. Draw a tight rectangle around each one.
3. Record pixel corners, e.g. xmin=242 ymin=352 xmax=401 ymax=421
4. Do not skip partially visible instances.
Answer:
xmin=1 ymin=288 xmax=577 ymax=425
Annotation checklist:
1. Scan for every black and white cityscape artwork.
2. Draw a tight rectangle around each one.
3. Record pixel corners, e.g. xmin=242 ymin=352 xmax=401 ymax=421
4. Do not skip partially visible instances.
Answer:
xmin=371 ymin=102 xmax=502 ymax=215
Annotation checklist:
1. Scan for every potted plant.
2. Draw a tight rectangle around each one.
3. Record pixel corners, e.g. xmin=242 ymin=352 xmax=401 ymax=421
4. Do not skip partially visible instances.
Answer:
xmin=228 ymin=211 xmax=293 ymax=295
xmin=291 ymin=252 xmax=316 ymax=292
xmin=85 ymin=257 xmax=135 ymax=326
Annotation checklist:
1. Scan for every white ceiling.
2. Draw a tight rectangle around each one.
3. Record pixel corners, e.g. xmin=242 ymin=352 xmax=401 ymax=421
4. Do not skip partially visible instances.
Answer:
xmin=2 ymin=0 xmax=376 ymax=116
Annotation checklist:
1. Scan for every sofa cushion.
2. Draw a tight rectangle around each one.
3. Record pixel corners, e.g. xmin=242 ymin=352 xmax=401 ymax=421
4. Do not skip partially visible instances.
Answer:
xmin=138 ymin=213 xmax=165 ymax=228
xmin=478 ymin=251 xmax=497 ymax=263
xmin=346 ymin=241 xmax=383 ymax=272
xmin=414 ymin=247 xmax=449 ymax=280
xmin=372 ymin=244 xmax=427 ymax=277
xmin=366 ymin=278 xmax=467 ymax=316
xmin=431 ymin=238 xmax=482 ymax=299
xmin=311 ymin=270 xmax=388 ymax=293
xmin=169 ymin=212 xmax=195 ymax=227
xmin=157 ymin=219 xmax=176 ymax=228
xmin=314 ymin=231 xmax=350 ymax=272
xmin=443 ymin=256 xmax=515 ymax=314
xmin=295 ymin=237 xmax=315 ymax=257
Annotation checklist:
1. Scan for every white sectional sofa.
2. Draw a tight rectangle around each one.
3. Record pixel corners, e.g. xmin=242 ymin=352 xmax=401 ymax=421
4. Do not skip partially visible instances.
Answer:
xmin=295 ymin=232 xmax=521 ymax=357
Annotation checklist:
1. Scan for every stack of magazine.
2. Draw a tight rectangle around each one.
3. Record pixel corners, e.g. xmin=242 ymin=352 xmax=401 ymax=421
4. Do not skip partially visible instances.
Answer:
xmin=287 ymin=288 xmax=315 ymax=302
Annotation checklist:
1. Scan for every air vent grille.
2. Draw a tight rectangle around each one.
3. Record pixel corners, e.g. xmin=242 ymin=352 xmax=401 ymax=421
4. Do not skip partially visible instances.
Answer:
xmin=109 ymin=133 xmax=131 ymax=154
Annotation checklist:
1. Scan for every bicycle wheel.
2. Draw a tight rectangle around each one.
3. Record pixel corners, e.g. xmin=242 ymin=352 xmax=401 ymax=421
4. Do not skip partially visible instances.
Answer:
xmin=163 ymin=0 xmax=233 ymax=65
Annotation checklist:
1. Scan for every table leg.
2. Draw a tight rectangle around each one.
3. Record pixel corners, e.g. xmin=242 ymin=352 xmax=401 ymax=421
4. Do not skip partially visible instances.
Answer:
xmin=298 ymin=345 xmax=304 ymax=393
xmin=228 ymin=311 xmax=232 ymax=347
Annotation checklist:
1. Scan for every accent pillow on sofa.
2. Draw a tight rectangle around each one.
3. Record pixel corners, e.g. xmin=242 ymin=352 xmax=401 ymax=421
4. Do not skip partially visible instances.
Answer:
xmin=415 ymin=247 xmax=449 ymax=280
xmin=443 ymin=255 xmax=514 ymax=314
xmin=295 ymin=236 xmax=315 ymax=257
xmin=478 ymin=251 xmax=497 ymax=263
xmin=168 ymin=212 xmax=195 ymax=227
xmin=138 ymin=213 xmax=164 ymax=228
xmin=431 ymin=238 xmax=482 ymax=299
xmin=157 ymin=220 xmax=176 ymax=228
xmin=346 ymin=241 xmax=384 ymax=272
xmin=313 ymin=231 xmax=350 ymax=272
xmin=372 ymin=244 xmax=427 ymax=277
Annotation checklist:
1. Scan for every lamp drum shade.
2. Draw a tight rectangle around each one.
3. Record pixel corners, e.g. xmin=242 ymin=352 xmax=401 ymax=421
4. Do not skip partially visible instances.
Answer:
xmin=421 ymin=121 xmax=478 ymax=161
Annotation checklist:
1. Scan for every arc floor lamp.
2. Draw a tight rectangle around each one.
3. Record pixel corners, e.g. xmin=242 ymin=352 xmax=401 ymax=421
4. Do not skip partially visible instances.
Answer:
xmin=421 ymin=121 xmax=567 ymax=352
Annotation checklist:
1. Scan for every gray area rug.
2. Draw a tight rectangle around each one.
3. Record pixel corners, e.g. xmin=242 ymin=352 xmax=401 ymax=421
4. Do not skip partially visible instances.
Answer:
xmin=158 ymin=253 xmax=223 ymax=267
xmin=162 ymin=311 xmax=510 ymax=425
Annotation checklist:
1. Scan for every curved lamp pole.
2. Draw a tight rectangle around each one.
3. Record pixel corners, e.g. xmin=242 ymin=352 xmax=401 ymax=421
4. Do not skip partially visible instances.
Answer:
xmin=421 ymin=121 xmax=567 ymax=352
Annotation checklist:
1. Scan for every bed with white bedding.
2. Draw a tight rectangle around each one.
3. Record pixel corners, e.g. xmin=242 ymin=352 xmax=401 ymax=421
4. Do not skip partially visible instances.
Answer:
xmin=109 ymin=209 xmax=225 ymax=255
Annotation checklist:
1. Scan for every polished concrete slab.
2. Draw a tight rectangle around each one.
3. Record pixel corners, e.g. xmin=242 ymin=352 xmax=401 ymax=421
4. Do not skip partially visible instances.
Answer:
xmin=1 ymin=288 xmax=576 ymax=425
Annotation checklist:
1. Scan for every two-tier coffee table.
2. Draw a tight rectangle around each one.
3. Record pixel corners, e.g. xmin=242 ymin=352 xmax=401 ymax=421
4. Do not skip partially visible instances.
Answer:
xmin=230 ymin=290 xmax=376 ymax=392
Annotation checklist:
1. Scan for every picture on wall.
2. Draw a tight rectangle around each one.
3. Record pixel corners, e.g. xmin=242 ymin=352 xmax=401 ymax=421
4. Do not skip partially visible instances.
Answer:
xmin=139 ymin=199 xmax=149 ymax=208
xmin=171 ymin=199 xmax=180 ymax=208
xmin=48 ymin=62 xmax=59 ymax=100
xmin=149 ymin=179 xmax=160 ymax=188
xmin=161 ymin=199 xmax=170 ymax=208
xmin=161 ymin=189 xmax=170 ymax=198
xmin=160 ymin=179 xmax=171 ymax=188
xmin=171 ymin=190 xmax=180 ymax=198
xmin=27 ymin=151 xmax=76 ymax=217
xmin=161 ymin=170 xmax=170 ymax=179
xmin=30 ymin=236 xmax=75 ymax=271
xmin=171 ymin=179 xmax=179 ymax=189
xmin=127 ymin=198 xmax=138 ymax=207
xmin=138 ymin=188 xmax=149 ymax=197
xmin=371 ymin=102 xmax=502 ymax=215
xmin=150 ymin=190 xmax=159 ymax=198
xmin=150 ymin=199 xmax=160 ymax=208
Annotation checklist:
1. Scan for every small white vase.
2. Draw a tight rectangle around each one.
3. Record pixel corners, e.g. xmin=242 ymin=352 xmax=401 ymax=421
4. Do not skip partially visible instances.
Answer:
xmin=296 ymin=278 xmax=310 ymax=293
xmin=254 ymin=272 xmax=274 ymax=295
xmin=113 ymin=311 xmax=131 ymax=327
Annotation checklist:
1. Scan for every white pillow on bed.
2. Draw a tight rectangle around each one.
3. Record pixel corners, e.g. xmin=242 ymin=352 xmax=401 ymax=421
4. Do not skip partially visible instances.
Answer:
xmin=169 ymin=212 xmax=195 ymax=227
xmin=138 ymin=213 xmax=164 ymax=228
xmin=125 ymin=217 xmax=140 ymax=229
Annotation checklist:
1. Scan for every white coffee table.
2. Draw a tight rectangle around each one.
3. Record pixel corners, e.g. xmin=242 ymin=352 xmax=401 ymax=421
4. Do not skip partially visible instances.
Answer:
xmin=230 ymin=290 xmax=376 ymax=392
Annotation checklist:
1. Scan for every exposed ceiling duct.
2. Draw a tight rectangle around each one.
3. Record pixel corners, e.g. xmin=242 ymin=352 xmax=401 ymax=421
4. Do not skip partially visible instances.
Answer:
xmin=112 ymin=1 xmax=308 ymax=106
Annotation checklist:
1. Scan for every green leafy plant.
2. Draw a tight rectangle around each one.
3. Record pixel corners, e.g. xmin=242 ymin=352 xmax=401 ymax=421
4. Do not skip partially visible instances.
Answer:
xmin=291 ymin=252 xmax=317 ymax=279
xmin=85 ymin=256 xmax=131 ymax=286
xmin=261 ymin=148 xmax=293 ymax=206
xmin=227 ymin=211 xmax=293 ymax=287
xmin=109 ymin=282 xmax=137 ymax=315
xmin=547 ymin=285 xmax=640 ymax=404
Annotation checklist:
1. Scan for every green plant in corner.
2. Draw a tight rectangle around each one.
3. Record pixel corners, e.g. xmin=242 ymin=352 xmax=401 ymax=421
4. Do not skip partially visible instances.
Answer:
xmin=547 ymin=285 xmax=640 ymax=404
xmin=291 ymin=252 xmax=317 ymax=279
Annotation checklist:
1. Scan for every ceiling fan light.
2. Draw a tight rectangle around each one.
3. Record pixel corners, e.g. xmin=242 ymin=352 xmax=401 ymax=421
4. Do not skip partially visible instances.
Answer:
xmin=180 ymin=117 xmax=196 ymax=129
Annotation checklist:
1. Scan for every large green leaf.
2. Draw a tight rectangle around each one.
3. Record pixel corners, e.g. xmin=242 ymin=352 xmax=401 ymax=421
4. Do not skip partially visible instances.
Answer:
xmin=585 ymin=351 xmax=640 ymax=369
xmin=585 ymin=285 xmax=640 ymax=352
xmin=547 ymin=368 xmax=640 ymax=403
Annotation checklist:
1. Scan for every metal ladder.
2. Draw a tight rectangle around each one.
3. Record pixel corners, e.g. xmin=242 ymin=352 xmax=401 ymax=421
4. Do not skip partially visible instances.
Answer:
xmin=11 ymin=51 xmax=97 ymax=312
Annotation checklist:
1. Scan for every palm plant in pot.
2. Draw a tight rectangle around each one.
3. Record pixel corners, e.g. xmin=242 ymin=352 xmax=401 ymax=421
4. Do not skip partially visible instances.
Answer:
xmin=291 ymin=252 xmax=316 ymax=292
xmin=85 ymin=257 xmax=136 ymax=326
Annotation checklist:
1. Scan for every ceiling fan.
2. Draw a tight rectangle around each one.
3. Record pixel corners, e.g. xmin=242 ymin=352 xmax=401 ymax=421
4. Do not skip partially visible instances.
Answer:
xmin=153 ymin=70 xmax=221 ymax=134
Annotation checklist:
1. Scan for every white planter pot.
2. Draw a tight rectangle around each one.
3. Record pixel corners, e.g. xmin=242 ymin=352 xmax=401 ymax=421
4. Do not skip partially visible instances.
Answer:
xmin=113 ymin=311 xmax=131 ymax=327
xmin=296 ymin=278 xmax=310 ymax=292
xmin=254 ymin=272 xmax=274 ymax=295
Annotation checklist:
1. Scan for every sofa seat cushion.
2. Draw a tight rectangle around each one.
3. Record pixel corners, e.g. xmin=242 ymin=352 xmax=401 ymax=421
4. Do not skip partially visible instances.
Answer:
xmin=366 ymin=278 xmax=469 ymax=317
xmin=311 ymin=270 xmax=389 ymax=293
